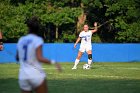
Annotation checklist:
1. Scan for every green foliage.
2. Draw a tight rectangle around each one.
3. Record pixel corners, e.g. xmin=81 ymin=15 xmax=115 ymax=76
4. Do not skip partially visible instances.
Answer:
xmin=0 ymin=0 xmax=140 ymax=43
xmin=105 ymin=0 xmax=140 ymax=42
xmin=63 ymin=33 xmax=76 ymax=43
xmin=42 ymin=7 xmax=81 ymax=26
xmin=0 ymin=2 xmax=27 ymax=42
xmin=0 ymin=0 xmax=81 ymax=42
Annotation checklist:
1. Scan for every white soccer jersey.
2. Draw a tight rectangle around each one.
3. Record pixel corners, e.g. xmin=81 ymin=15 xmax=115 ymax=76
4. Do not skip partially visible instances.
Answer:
xmin=17 ymin=34 xmax=46 ymax=80
xmin=79 ymin=30 xmax=92 ymax=45
xmin=79 ymin=30 xmax=93 ymax=52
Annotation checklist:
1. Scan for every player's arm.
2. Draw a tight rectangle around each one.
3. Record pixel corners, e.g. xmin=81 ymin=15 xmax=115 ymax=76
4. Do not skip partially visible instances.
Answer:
xmin=0 ymin=31 xmax=3 ymax=51
xmin=91 ymin=22 xmax=98 ymax=33
xmin=36 ymin=45 xmax=62 ymax=71
xmin=36 ymin=45 xmax=52 ymax=64
xmin=74 ymin=37 xmax=81 ymax=48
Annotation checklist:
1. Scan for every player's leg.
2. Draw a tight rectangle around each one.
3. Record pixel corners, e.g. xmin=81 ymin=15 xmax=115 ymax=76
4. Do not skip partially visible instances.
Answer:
xmin=72 ymin=51 xmax=83 ymax=69
xmin=35 ymin=79 xmax=48 ymax=93
xmin=87 ymin=50 xmax=92 ymax=66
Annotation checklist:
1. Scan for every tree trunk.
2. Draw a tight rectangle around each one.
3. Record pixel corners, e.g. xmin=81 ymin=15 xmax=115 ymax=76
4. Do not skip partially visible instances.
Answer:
xmin=76 ymin=3 xmax=87 ymax=34
xmin=56 ymin=26 xmax=58 ymax=39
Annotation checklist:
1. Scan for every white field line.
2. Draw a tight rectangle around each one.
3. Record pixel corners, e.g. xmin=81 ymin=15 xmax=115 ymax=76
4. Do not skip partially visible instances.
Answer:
xmin=42 ymin=67 xmax=140 ymax=79
xmin=101 ymin=67 xmax=140 ymax=70
xmin=42 ymin=67 xmax=66 ymax=70
xmin=43 ymin=67 xmax=140 ymax=70
xmin=118 ymin=67 xmax=140 ymax=70
xmin=42 ymin=68 xmax=55 ymax=69
xmin=47 ymin=72 xmax=139 ymax=79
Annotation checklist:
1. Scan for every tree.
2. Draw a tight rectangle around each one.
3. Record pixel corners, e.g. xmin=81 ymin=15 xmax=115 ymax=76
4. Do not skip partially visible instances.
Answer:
xmin=105 ymin=0 xmax=140 ymax=42
xmin=0 ymin=0 xmax=140 ymax=43
xmin=41 ymin=5 xmax=81 ymax=40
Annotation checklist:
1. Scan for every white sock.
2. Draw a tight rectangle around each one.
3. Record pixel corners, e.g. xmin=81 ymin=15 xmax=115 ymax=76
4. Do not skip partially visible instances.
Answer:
xmin=73 ymin=59 xmax=80 ymax=67
xmin=88 ymin=59 xmax=92 ymax=65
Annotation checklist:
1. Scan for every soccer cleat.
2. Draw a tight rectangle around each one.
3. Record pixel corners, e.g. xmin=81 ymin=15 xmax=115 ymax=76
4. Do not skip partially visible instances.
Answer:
xmin=72 ymin=66 xmax=77 ymax=69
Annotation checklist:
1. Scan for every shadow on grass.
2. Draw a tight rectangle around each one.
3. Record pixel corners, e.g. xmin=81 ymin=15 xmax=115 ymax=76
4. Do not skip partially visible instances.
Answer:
xmin=0 ymin=78 xmax=140 ymax=93
xmin=0 ymin=78 xmax=20 ymax=93
xmin=48 ymin=79 xmax=140 ymax=93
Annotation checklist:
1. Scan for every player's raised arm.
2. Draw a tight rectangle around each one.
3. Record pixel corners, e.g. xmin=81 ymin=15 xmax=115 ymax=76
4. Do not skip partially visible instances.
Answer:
xmin=91 ymin=22 xmax=98 ymax=33
xmin=74 ymin=37 xmax=81 ymax=48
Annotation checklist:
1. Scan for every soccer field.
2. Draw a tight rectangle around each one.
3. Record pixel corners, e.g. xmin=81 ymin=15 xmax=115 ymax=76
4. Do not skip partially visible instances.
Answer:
xmin=0 ymin=62 xmax=140 ymax=93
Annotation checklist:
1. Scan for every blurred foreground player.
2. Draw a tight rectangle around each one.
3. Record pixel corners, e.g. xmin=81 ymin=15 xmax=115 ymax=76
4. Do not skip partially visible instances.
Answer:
xmin=16 ymin=16 xmax=61 ymax=93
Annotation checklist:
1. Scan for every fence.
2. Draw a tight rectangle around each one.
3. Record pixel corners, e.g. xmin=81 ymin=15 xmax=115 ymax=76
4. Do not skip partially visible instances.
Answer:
xmin=0 ymin=43 xmax=140 ymax=63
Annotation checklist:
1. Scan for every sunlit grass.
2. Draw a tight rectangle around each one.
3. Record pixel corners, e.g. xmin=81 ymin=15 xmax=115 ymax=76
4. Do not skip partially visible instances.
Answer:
xmin=0 ymin=62 xmax=140 ymax=93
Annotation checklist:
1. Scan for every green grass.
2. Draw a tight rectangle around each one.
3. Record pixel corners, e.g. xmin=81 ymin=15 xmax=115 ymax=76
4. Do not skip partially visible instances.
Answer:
xmin=0 ymin=62 xmax=140 ymax=93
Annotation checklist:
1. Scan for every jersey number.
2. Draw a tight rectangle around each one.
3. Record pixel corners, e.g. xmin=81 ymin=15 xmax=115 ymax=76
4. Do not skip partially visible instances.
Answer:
xmin=23 ymin=45 xmax=28 ymax=61
xmin=22 ymin=40 xmax=32 ymax=61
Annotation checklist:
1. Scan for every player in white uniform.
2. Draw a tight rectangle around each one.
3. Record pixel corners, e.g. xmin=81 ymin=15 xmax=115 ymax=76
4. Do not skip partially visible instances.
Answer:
xmin=16 ymin=16 xmax=61 ymax=93
xmin=72 ymin=22 xmax=98 ymax=69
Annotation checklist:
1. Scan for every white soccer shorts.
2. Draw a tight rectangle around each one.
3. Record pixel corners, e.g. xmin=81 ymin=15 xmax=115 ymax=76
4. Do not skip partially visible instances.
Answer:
xmin=19 ymin=77 xmax=45 ymax=91
xmin=79 ymin=45 xmax=92 ymax=52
